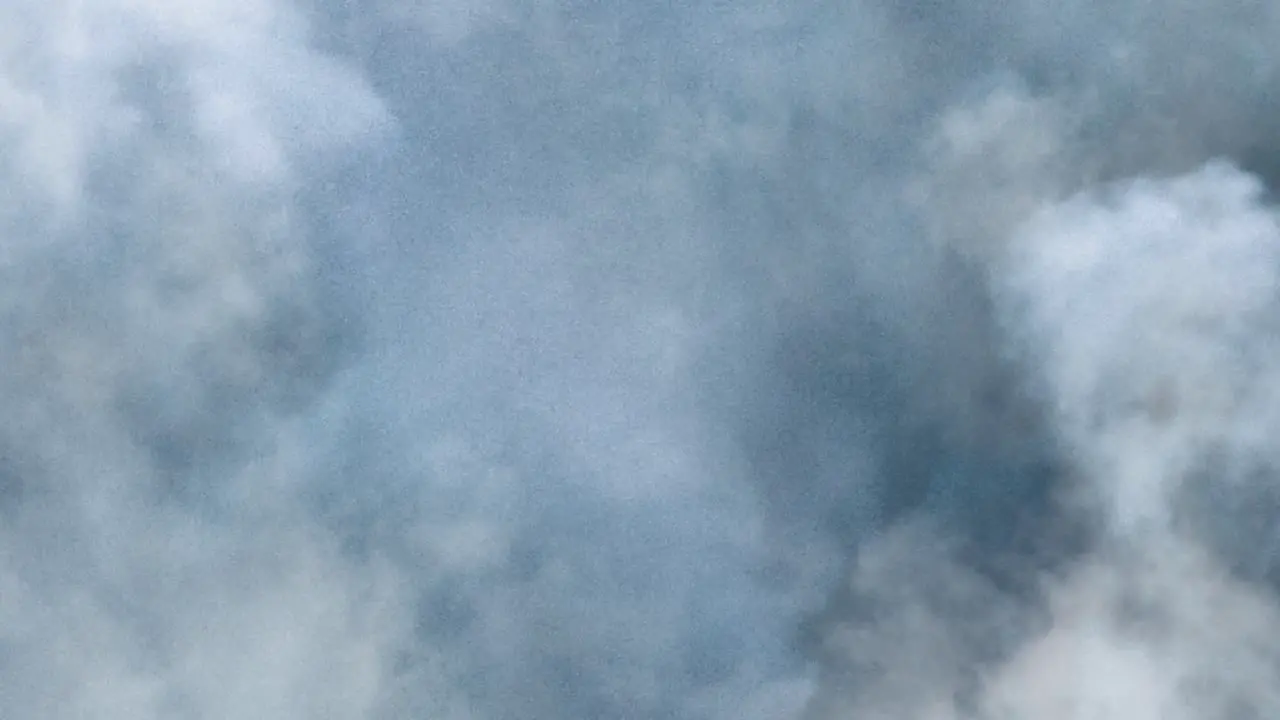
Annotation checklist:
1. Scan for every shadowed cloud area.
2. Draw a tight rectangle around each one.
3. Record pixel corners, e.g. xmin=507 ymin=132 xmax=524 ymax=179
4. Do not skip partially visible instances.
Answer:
xmin=5 ymin=1 xmax=1280 ymax=718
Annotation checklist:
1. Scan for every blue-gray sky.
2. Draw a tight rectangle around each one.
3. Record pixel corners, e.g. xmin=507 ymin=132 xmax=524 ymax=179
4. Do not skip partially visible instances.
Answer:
xmin=7 ymin=1 xmax=1280 ymax=718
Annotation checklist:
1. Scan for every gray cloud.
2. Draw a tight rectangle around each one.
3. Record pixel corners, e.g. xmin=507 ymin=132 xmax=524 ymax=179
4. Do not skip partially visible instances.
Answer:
xmin=9 ymin=0 xmax=1280 ymax=718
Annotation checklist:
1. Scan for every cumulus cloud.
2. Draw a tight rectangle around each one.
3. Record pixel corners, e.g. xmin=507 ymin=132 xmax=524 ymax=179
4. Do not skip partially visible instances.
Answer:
xmin=809 ymin=161 xmax=1280 ymax=719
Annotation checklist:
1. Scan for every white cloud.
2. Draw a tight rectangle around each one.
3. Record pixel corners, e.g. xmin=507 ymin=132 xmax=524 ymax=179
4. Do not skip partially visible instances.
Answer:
xmin=807 ymin=160 xmax=1280 ymax=720
xmin=1004 ymin=163 xmax=1280 ymax=530
xmin=0 ymin=0 xmax=405 ymax=718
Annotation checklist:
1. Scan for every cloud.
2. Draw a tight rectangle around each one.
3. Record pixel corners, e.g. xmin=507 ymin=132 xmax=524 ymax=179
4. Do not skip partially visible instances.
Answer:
xmin=808 ymin=160 xmax=1280 ymax=719
xmin=1004 ymin=164 xmax=1280 ymax=527
xmin=12 ymin=0 xmax=1280 ymax=719
xmin=0 ymin=1 xmax=401 ymax=718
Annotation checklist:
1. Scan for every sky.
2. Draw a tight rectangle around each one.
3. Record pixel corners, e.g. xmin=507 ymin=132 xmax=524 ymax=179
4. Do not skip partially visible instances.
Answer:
xmin=4 ymin=1 xmax=1280 ymax=718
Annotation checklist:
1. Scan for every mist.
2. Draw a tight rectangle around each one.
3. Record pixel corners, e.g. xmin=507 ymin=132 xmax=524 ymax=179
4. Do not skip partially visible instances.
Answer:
xmin=5 ymin=1 xmax=1280 ymax=718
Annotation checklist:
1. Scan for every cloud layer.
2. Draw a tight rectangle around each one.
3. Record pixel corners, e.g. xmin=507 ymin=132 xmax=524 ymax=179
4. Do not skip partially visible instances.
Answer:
xmin=7 ymin=0 xmax=1280 ymax=718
